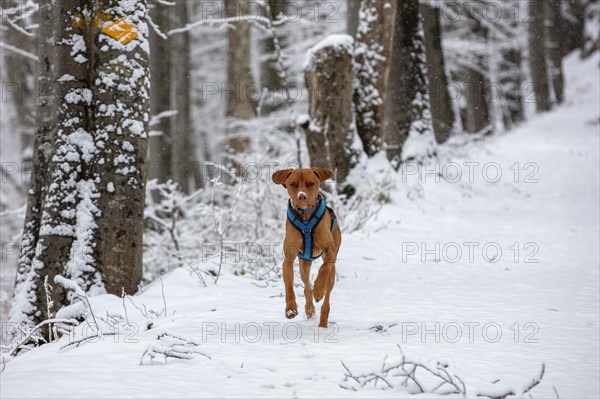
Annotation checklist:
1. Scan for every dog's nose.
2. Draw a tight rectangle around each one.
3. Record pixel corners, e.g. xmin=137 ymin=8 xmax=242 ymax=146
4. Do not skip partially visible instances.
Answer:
xmin=297 ymin=191 xmax=307 ymax=201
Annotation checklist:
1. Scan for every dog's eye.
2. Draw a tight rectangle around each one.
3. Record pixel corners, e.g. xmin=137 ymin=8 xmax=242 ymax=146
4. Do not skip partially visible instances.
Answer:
xmin=306 ymin=182 xmax=315 ymax=187
xmin=290 ymin=182 xmax=299 ymax=188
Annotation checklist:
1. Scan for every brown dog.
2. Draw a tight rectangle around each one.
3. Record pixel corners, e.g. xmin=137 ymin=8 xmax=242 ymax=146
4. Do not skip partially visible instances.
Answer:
xmin=272 ymin=168 xmax=342 ymax=328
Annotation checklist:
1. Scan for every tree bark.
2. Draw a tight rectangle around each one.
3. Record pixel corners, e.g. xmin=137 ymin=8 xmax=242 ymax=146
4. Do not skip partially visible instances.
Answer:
xmin=9 ymin=0 xmax=61 ymax=331
xmin=260 ymin=0 xmax=288 ymax=114
xmin=384 ymin=0 xmax=435 ymax=168
xmin=148 ymin=0 xmax=172 ymax=185
xmin=19 ymin=0 xmax=93 ymax=328
xmin=462 ymin=18 xmax=491 ymax=134
xmin=563 ymin=0 xmax=586 ymax=55
xmin=225 ymin=0 xmax=255 ymax=158
xmin=303 ymin=35 xmax=358 ymax=184
xmin=528 ymin=0 xmax=552 ymax=112
xmin=499 ymin=47 xmax=525 ymax=129
xmin=353 ymin=0 xmax=397 ymax=156
xmin=91 ymin=0 xmax=149 ymax=296
xmin=547 ymin=0 xmax=565 ymax=104
xmin=421 ymin=2 xmax=455 ymax=143
xmin=171 ymin=0 xmax=199 ymax=193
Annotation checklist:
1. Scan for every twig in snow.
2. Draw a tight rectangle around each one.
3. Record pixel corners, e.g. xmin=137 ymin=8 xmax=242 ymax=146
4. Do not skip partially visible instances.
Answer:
xmin=160 ymin=278 xmax=167 ymax=317
xmin=160 ymin=247 xmax=208 ymax=287
xmin=140 ymin=331 xmax=211 ymax=365
xmin=43 ymin=276 xmax=57 ymax=342
xmin=8 ymin=319 xmax=78 ymax=356
xmin=121 ymin=288 xmax=130 ymax=325
xmin=340 ymin=345 xmax=546 ymax=398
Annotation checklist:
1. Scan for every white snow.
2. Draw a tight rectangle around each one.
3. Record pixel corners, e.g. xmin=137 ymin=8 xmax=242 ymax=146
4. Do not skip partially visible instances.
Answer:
xmin=304 ymin=34 xmax=354 ymax=70
xmin=1 ymin=51 xmax=598 ymax=398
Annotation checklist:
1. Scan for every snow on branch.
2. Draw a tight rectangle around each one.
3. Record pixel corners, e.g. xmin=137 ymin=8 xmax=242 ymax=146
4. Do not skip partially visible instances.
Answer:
xmin=140 ymin=331 xmax=210 ymax=365
xmin=167 ymin=13 xmax=301 ymax=36
xmin=7 ymin=318 xmax=79 ymax=357
xmin=340 ymin=345 xmax=549 ymax=399
xmin=147 ymin=14 xmax=168 ymax=39
xmin=0 ymin=41 xmax=38 ymax=61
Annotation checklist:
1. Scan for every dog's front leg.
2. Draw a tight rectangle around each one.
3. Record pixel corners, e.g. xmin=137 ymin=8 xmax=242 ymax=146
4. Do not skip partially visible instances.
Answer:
xmin=299 ymin=259 xmax=315 ymax=319
xmin=282 ymin=242 xmax=300 ymax=319
xmin=282 ymin=258 xmax=298 ymax=319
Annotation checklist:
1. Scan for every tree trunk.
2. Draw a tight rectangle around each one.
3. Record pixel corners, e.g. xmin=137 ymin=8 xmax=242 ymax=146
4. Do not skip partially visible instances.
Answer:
xmin=171 ymin=0 xmax=198 ymax=193
xmin=547 ymin=0 xmax=565 ymax=104
xmin=19 ymin=0 xmax=94 ymax=328
xmin=347 ymin=0 xmax=361 ymax=37
xmin=462 ymin=18 xmax=491 ymax=134
xmin=91 ymin=0 xmax=149 ymax=296
xmin=9 ymin=0 xmax=60 ymax=331
xmin=499 ymin=47 xmax=525 ymax=129
xmin=225 ymin=0 xmax=255 ymax=158
xmin=353 ymin=0 xmax=397 ymax=156
xmin=260 ymin=0 xmax=288 ymax=114
xmin=10 ymin=0 xmax=150 ymax=336
xmin=303 ymin=35 xmax=358 ymax=184
xmin=421 ymin=3 xmax=455 ymax=143
xmin=528 ymin=0 xmax=552 ymax=112
xmin=563 ymin=0 xmax=586 ymax=55
xmin=582 ymin=0 xmax=599 ymax=58
xmin=384 ymin=0 xmax=435 ymax=168
xmin=148 ymin=0 xmax=172 ymax=185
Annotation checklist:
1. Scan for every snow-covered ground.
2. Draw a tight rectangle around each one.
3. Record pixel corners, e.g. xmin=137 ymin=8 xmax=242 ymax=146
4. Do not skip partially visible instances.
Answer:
xmin=1 ymin=52 xmax=598 ymax=398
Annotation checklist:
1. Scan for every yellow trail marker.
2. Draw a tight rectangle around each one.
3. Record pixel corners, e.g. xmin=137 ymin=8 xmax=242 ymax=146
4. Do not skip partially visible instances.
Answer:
xmin=102 ymin=18 xmax=139 ymax=45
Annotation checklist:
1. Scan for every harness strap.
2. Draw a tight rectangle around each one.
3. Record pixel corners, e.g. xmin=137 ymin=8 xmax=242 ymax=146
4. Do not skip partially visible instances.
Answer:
xmin=287 ymin=194 xmax=337 ymax=261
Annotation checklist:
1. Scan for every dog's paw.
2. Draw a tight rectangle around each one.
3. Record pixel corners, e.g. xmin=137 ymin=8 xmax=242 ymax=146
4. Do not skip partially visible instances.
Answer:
xmin=286 ymin=308 xmax=299 ymax=319
xmin=313 ymin=282 xmax=325 ymax=303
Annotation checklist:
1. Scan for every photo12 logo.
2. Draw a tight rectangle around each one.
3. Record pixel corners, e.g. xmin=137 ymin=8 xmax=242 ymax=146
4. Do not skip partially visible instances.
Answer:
xmin=400 ymin=161 xmax=540 ymax=184
xmin=401 ymin=321 xmax=540 ymax=344
xmin=401 ymin=241 xmax=540 ymax=264
xmin=201 ymin=321 xmax=339 ymax=344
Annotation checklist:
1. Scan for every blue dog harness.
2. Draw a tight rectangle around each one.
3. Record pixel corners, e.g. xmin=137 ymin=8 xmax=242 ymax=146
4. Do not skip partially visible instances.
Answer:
xmin=287 ymin=194 xmax=337 ymax=261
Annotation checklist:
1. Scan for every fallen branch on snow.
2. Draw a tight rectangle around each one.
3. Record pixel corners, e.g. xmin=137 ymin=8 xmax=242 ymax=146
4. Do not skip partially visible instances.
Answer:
xmin=340 ymin=345 xmax=548 ymax=399
xmin=140 ymin=331 xmax=211 ymax=365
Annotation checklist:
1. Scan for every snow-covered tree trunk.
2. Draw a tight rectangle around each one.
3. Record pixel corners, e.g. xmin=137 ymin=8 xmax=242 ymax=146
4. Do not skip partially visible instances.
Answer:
xmin=13 ymin=0 xmax=57 ymax=297
xmin=10 ymin=0 xmax=97 ymax=330
xmin=9 ymin=0 xmax=62 ymax=331
xmin=353 ymin=0 xmax=397 ymax=157
xmin=148 ymin=0 xmax=172 ymax=185
xmin=528 ymin=0 xmax=552 ymax=112
xmin=383 ymin=0 xmax=435 ymax=168
xmin=303 ymin=35 xmax=358 ymax=183
xmin=171 ymin=0 xmax=199 ymax=193
xmin=499 ymin=47 xmax=525 ymax=129
xmin=225 ymin=0 xmax=255 ymax=157
xmin=421 ymin=2 xmax=456 ymax=143
xmin=547 ymin=0 xmax=565 ymax=105
xmin=90 ymin=0 xmax=149 ymax=296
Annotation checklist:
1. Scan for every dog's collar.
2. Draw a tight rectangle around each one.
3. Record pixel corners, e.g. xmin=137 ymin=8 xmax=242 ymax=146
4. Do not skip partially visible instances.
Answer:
xmin=291 ymin=194 xmax=323 ymax=215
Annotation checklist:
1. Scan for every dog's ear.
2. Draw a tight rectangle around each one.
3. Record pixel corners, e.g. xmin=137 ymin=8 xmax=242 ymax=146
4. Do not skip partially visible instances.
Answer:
xmin=311 ymin=168 xmax=334 ymax=182
xmin=272 ymin=169 xmax=293 ymax=187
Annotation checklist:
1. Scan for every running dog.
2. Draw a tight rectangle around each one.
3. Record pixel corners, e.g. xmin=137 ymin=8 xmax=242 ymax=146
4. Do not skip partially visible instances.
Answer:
xmin=271 ymin=168 xmax=341 ymax=328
